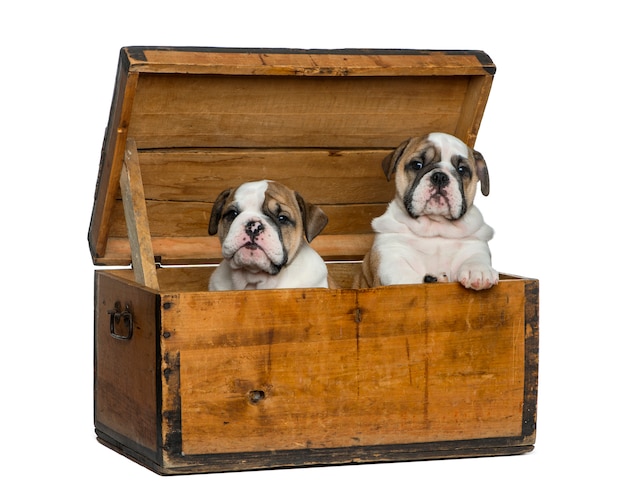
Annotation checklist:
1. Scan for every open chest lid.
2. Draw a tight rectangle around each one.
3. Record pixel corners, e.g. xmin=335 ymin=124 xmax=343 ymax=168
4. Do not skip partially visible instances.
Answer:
xmin=88 ymin=46 xmax=495 ymax=267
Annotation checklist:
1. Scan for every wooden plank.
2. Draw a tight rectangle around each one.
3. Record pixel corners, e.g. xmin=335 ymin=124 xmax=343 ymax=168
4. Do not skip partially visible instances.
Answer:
xmin=98 ymin=430 xmax=532 ymax=475
xmin=108 ymin=201 xmax=388 ymax=238
xmin=127 ymin=75 xmax=470 ymax=149
xmin=454 ymin=74 xmax=494 ymax=147
xmin=99 ymin=234 xmax=374 ymax=266
xmin=136 ymin=149 xmax=396 ymax=203
xmin=523 ymin=279 xmax=540 ymax=441
xmin=89 ymin=62 xmax=139 ymax=261
xmin=97 ymin=266 xmax=518 ymax=294
xmin=104 ymin=265 xmax=215 ymax=293
xmin=128 ymin=118 xmax=453 ymax=150
xmin=162 ymin=288 xmax=358 ymax=455
xmin=119 ymin=139 xmax=159 ymax=289
xmin=94 ymin=272 xmax=160 ymax=453
xmin=357 ymin=283 xmax=526 ymax=441
xmin=159 ymin=281 xmax=525 ymax=455
xmin=124 ymin=48 xmax=495 ymax=77
xmin=131 ymin=74 xmax=468 ymax=116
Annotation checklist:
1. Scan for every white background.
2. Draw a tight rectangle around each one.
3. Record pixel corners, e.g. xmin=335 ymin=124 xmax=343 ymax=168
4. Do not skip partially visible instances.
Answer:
xmin=3 ymin=1 xmax=624 ymax=489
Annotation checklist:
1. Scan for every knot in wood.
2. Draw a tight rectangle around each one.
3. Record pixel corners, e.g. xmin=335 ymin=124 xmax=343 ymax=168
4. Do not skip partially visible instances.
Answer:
xmin=248 ymin=390 xmax=266 ymax=404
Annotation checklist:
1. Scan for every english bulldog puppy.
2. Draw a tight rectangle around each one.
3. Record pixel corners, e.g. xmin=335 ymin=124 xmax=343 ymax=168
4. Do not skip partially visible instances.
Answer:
xmin=208 ymin=180 xmax=330 ymax=290
xmin=356 ymin=132 xmax=498 ymax=290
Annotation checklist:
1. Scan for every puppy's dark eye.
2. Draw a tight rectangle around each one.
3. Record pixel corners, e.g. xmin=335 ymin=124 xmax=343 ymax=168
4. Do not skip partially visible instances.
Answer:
xmin=407 ymin=159 xmax=423 ymax=171
xmin=457 ymin=165 xmax=471 ymax=177
xmin=223 ymin=209 xmax=239 ymax=221
xmin=277 ymin=214 xmax=291 ymax=225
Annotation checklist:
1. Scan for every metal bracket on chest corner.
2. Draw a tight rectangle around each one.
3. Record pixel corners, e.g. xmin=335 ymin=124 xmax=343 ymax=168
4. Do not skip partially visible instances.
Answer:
xmin=107 ymin=301 xmax=134 ymax=340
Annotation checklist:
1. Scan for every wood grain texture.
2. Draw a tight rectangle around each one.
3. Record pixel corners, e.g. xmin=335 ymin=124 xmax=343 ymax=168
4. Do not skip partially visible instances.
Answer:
xmin=159 ymin=281 xmax=526 ymax=455
xmin=94 ymin=267 xmax=538 ymax=474
xmin=98 ymin=234 xmax=374 ymax=266
xmin=119 ymin=139 xmax=159 ymax=289
xmin=88 ymin=48 xmax=494 ymax=265
xmin=99 ymin=146 xmax=395 ymax=265
xmin=135 ymin=149 xmax=396 ymax=204
xmin=125 ymin=48 xmax=495 ymax=77
xmin=127 ymin=74 xmax=470 ymax=149
xmin=94 ymin=272 xmax=160 ymax=454
xmin=89 ymin=65 xmax=139 ymax=260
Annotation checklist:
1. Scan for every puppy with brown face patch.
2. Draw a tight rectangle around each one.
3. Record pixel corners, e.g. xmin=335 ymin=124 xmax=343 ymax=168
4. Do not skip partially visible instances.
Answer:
xmin=208 ymin=180 xmax=330 ymax=290
xmin=356 ymin=132 xmax=498 ymax=290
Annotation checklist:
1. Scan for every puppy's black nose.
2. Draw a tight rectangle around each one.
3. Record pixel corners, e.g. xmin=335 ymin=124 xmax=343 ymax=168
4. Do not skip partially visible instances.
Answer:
xmin=245 ymin=220 xmax=265 ymax=238
xmin=431 ymin=171 xmax=449 ymax=188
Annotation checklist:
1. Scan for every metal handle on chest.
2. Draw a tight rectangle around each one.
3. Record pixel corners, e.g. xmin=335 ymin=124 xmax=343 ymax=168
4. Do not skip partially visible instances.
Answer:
xmin=107 ymin=301 xmax=134 ymax=340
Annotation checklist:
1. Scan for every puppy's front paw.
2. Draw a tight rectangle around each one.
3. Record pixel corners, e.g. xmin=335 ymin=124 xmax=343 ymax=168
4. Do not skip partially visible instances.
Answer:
xmin=458 ymin=264 xmax=499 ymax=291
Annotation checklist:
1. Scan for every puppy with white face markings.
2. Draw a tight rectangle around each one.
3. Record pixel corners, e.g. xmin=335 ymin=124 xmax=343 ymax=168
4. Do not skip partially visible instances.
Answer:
xmin=356 ymin=132 xmax=499 ymax=290
xmin=208 ymin=180 xmax=330 ymax=290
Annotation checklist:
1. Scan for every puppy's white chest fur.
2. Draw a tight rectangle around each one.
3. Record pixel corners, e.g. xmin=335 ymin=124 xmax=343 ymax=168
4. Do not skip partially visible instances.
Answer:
xmin=218 ymin=243 xmax=327 ymax=290
xmin=371 ymin=199 xmax=495 ymax=286
xmin=372 ymin=199 xmax=493 ymax=240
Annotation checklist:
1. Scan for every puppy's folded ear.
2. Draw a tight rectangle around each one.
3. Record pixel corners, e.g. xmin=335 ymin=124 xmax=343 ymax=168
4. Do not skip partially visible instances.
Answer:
xmin=296 ymin=193 xmax=329 ymax=243
xmin=208 ymin=188 xmax=232 ymax=235
xmin=473 ymin=150 xmax=490 ymax=196
xmin=381 ymin=139 xmax=411 ymax=181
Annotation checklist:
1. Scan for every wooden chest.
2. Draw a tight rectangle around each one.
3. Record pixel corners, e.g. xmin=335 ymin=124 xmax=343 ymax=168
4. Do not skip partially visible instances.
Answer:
xmin=89 ymin=47 xmax=539 ymax=475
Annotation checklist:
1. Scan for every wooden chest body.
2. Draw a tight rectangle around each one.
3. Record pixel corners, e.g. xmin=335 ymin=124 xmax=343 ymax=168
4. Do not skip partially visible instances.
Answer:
xmin=89 ymin=47 xmax=539 ymax=475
